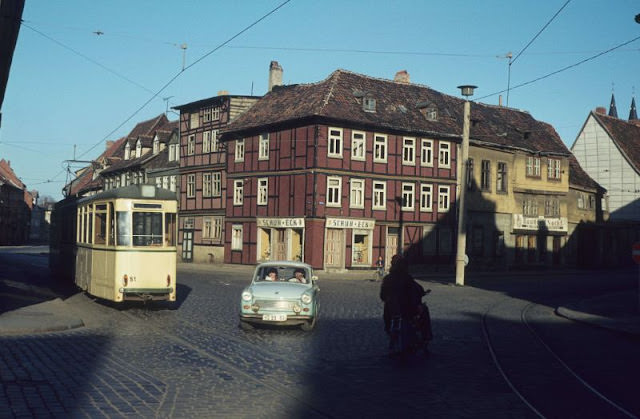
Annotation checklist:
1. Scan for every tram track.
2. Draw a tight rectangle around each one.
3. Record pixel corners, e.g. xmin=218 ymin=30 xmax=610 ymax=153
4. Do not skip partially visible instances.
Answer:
xmin=482 ymin=298 xmax=638 ymax=419
xmin=120 ymin=305 xmax=432 ymax=417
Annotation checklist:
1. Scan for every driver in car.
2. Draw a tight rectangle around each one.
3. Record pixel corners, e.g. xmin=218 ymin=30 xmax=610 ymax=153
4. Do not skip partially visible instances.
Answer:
xmin=264 ymin=267 xmax=279 ymax=281
xmin=289 ymin=268 xmax=307 ymax=284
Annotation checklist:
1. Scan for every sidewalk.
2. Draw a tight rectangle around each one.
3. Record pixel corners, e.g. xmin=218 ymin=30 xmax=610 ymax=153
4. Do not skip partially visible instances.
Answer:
xmin=1 ymin=264 xmax=638 ymax=336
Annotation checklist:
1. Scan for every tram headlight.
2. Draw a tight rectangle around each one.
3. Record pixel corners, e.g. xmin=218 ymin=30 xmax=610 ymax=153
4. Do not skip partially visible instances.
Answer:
xmin=122 ymin=274 xmax=128 ymax=287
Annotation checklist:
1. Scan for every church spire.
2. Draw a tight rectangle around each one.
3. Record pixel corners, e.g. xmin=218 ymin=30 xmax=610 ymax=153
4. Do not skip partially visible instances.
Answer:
xmin=630 ymin=97 xmax=638 ymax=121
xmin=608 ymin=93 xmax=618 ymax=118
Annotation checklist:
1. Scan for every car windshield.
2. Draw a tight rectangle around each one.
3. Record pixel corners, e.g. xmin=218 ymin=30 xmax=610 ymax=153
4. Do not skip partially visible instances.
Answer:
xmin=255 ymin=266 xmax=310 ymax=283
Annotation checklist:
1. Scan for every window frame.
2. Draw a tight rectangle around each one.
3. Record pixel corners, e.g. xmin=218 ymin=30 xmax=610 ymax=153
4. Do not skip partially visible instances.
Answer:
xmin=349 ymin=178 xmax=365 ymax=209
xmin=401 ymin=182 xmax=415 ymax=211
xmin=373 ymin=134 xmax=387 ymax=163
xmin=372 ymin=181 xmax=386 ymax=210
xmin=351 ymin=131 xmax=366 ymax=161
xmin=496 ymin=162 xmax=507 ymax=193
xmin=186 ymin=174 xmax=195 ymax=198
xmin=328 ymin=127 xmax=343 ymax=158
xmin=203 ymin=173 xmax=212 ymax=197
xmin=235 ymin=139 xmax=245 ymax=162
xmin=257 ymin=177 xmax=268 ymax=206
xmin=402 ymin=137 xmax=416 ymax=166
xmin=202 ymin=131 xmax=211 ymax=154
xmin=231 ymin=224 xmax=243 ymax=251
xmin=187 ymin=134 xmax=195 ymax=155
xmin=438 ymin=142 xmax=451 ymax=168
xmin=326 ymin=176 xmax=342 ymax=207
xmin=420 ymin=183 xmax=433 ymax=212
xmin=233 ymin=180 xmax=244 ymax=206
xmin=420 ymin=139 xmax=434 ymax=167
xmin=258 ymin=133 xmax=270 ymax=160
xmin=480 ymin=160 xmax=491 ymax=191
xmin=438 ymin=185 xmax=450 ymax=212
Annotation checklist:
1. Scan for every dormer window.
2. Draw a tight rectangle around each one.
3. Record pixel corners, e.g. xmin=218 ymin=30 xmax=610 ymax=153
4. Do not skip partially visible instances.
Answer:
xmin=135 ymin=140 xmax=142 ymax=158
xmin=363 ymin=97 xmax=376 ymax=113
xmin=153 ymin=137 xmax=159 ymax=154
xmin=426 ymin=107 xmax=438 ymax=121
xmin=124 ymin=142 xmax=131 ymax=160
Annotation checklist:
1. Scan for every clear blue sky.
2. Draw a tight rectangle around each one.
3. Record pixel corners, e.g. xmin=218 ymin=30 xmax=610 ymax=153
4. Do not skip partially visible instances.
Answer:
xmin=2 ymin=0 xmax=639 ymax=201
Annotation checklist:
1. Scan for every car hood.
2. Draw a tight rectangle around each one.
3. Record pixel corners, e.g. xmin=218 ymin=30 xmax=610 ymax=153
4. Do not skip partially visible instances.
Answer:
xmin=248 ymin=282 xmax=310 ymax=299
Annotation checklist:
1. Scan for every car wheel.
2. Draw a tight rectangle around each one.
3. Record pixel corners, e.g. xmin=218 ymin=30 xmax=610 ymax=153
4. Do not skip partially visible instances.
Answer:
xmin=239 ymin=320 xmax=254 ymax=331
xmin=300 ymin=314 xmax=317 ymax=331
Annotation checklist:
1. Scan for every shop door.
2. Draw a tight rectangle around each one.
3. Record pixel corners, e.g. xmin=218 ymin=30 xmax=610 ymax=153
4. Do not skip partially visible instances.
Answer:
xmin=182 ymin=230 xmax=193 ymax=262
xmin=385 ymin=234 xmax=398 ymax=269
xmin=273 ymin=228 xmax=287 ymax=260
xmin=324 ymin=229 xmax=344 ymax=269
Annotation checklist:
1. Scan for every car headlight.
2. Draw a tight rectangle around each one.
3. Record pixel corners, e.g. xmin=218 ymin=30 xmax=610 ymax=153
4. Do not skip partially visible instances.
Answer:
xmin=301 ymin=293 xmax=312 ymax=304
xmin=242 ymin=291 xmax=252 ymax=301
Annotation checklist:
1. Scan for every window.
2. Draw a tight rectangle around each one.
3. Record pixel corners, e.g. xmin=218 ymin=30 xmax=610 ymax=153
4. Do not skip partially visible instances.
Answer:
xmin=187 ymin=174 xmax=195 ymax=198
xmin=162 ymin=176 xmax=168 ymax=189
xmin=526 ymin=156 xmax=541 ymax=177
xmin=203 ymin=107 xmax=212 ymax=122
xmin=421 ymin=139 xmax=433 ymax=166
xmin=153 ymin=137 xmax=159 ymax=154
xmin=467 ymin=158 xmax=474 ymax=190
xmin=523 ymin=199 xmax=538 ymax=217
xmin=235 ymin=139 xmax=245 ymax=162
xmin=190 ymin=112 xmax=199 ymax=129
xmin=374 ymin=134 xmax=387 ymax=162
xmin=212 ymin=172 xmax=221 ymax=196
xmin=363 ymin=97 xmax=376 ymax=112
xmin=203 ymin=217 xmax=223 ymax=240
xmin=124 ymin=142 xmax=131 ymax=160
xmin=328 ymin=128 xmax=343 ymax=158
xmin=401 ymin=183 xmax=415 ymax=211
xmin=203 ymin=173 xmax=212 ymax=197
xmin=187 ymin=135 xmax=195 ymax=155
xmin=135 ymin=140 xmax=142 ymax=158
xmin=202 ymin=131 xmax=211 ymax=153
xmin=212 ymin=107 xmax=220 ymax=121
xmin=258 ymin=133 xmax=269 ymax=160
xmin=351 ymin=131 xmax=366 ymax=160
xmin=544 ymin=199 xmax=560 ymax=217
xmin=403 ymin=137 xmax=416 ymax=165
xmin=438 ymin=142 xmax=450 ymax=168
xmin=350 ymin=179 xmax=365 ymax=208
xmin=258 ymin=178 xmax=268 ymax=205
xmin=480 ymin=160 xmax=491 ymax=191
xmin=211 ymin=130 xmax=219 ymax=152
xmin=420 ymin=184 xmax=433 ymax=212
xmin=169 ymin=144 xmax=178 ymax=161
xmin=547 ymin=158 xmax=561 ymax=180
xmin=231 ymin=224 xmax=243 ymax=250
xmin=496 ymin=162 xmax=507 ymax=193
xmin=372 ymin=181 xmax=386 ymax=210
xmin=170 ymin=176 xmax=177 ymax=192
xmin=233 ymin=180 xmax=244 ymax=205
xmin=577 ymin=192 xmax=585 ymax=209
xmin=438 ymin=186 xmax=450 ymax=212
xmin=327 ymin=176 xmax=342 ymax=207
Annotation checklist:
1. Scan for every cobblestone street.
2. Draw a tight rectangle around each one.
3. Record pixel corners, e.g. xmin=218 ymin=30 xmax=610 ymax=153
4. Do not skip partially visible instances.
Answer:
xmin=1 ymin=253 xmax=638 ymax=418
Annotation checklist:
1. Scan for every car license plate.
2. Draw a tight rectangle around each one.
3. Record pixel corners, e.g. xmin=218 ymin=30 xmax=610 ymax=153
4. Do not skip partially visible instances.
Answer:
xmin=262 ymin=314 xmax=287 ymax=321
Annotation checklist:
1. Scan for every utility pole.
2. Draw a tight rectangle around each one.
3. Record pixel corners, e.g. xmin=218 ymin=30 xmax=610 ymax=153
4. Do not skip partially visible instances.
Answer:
xmin=455 ymin=85 xmax=476 ymax=286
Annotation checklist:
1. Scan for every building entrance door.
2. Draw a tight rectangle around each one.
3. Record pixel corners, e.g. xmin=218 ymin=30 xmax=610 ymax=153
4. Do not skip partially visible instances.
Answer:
xmin=273 ymin=228 xmax=287 ymax=260
xmin=324 ymin=228 xmax=344 ymax=269
xmin=385 ymin=233 xmax=398 ymax=270
xmin=182 ymin=230 xmax=193 ymax=262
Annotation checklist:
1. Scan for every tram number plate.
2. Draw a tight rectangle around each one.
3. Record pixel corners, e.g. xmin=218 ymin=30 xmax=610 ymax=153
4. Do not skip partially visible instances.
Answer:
xmin=263 ymin=314 xmax=287 ymax=321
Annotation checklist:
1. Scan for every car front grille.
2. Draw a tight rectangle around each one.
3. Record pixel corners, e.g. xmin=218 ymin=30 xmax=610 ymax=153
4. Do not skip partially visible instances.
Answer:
xmin=255 ymin=300 xmax=295 ymax=311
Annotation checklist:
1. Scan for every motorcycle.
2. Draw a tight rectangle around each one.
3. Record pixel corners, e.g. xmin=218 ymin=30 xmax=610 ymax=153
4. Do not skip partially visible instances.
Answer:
xmin=388 ymin=289 xmax=433 ymax=358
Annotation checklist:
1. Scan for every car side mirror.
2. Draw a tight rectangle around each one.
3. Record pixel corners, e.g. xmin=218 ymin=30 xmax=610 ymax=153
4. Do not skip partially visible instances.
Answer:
xmin=312 ymin=275 xmax=318 ymax=282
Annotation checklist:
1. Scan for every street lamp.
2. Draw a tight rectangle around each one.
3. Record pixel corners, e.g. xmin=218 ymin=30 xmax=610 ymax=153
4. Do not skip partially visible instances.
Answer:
xmin=455 ymin=85 xmax=476 ymax=286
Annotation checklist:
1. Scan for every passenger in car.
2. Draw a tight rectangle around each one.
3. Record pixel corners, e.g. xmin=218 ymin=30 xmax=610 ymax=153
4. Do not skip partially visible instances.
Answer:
xmin=265 ymin=268 xmax=279 ymax=281
xmin=289 ymin=268 xmax=307 ymax=284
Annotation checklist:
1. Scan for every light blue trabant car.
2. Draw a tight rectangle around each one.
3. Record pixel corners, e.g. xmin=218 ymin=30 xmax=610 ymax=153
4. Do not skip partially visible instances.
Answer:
xmin=240 ymin=261 xmax=319 ymax=331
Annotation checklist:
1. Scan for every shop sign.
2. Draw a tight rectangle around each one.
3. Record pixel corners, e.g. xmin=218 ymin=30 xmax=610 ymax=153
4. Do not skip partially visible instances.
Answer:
xmin=512 ymin=214 xmax=567 ymax=232
xmin=257 ymin=217 xmax=305 ymax=228
xmin=326 ymin=217 xmax=375 ymax=230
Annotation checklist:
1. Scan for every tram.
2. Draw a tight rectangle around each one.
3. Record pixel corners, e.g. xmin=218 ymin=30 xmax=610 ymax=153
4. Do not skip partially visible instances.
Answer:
xmin=50 ymin=184 xmax=177 ymax=303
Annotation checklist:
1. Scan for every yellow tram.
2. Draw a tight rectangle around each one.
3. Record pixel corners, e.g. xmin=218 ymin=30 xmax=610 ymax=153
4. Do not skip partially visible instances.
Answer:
xmin=51 ymin=185 xmax=177 ymax=302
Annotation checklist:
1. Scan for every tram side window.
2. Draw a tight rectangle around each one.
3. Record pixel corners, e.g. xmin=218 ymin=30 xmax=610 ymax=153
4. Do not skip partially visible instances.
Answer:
xmin=117 ymin=211 xmax=131 ymax=246
xmin=132 ymin=212 xmax=163 ymax=246
xmin=86 ymin=207 xmax=93 ymax=244
xmin=94 ymin=204 xmax=107 ymax=245
xmin=165 ymin=213 xmax=176 ymax=246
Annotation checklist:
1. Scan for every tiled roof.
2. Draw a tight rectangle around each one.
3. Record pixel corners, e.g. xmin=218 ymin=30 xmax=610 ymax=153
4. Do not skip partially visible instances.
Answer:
xmin=127 ymin=114 xmax=169 ymax=139
xmin=568 ymin=154 xmax=602 ymax=192
xmin=222 ymin=69 xmax=569 ymax=155
xmin=0 ymin=159 xmax=25 ymax=190
xmin=591 ymin=111 xmax=640 ymax=172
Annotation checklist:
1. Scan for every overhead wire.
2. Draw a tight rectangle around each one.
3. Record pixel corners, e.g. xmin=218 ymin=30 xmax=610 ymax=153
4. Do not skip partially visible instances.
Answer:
xmin=33 ymin=0 xmax=292 ymax=187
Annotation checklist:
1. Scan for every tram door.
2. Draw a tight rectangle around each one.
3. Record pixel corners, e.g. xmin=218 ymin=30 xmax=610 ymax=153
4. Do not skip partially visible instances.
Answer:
xmin=182 ymin=230 xmax=193 ymax=262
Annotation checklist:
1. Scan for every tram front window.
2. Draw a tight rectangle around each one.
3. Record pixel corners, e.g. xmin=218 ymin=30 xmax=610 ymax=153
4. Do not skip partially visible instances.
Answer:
xmin=132 ymin=212 xmax=163 ymax=246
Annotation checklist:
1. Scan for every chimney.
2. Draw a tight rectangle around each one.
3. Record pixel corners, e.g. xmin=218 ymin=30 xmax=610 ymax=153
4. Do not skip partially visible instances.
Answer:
xmin=106 ymin=140 xmax=114 ymax=150
xmin=394 ymin=70 xmax=410 ymax=84
xmin=595 ymin=107 xmax=607 ymax=115
xmin=498 ymin=95 xmax=503 ymax=107
xmin=217 ymin=90 xmax=229 ymax=96
xmin=268 ymin=61 xmax=283 ymax=92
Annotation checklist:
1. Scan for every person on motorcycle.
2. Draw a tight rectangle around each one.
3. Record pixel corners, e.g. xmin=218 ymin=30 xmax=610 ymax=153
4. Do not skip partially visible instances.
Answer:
xmin=379 ymin=254 xmax=424 ymax=335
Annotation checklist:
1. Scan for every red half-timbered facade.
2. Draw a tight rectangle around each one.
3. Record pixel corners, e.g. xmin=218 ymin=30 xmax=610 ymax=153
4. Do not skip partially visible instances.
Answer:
xmin=221 ymin=70 xmax=466 ymax=270
xmin=173 ymin=94 xmax=259 ymax=263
